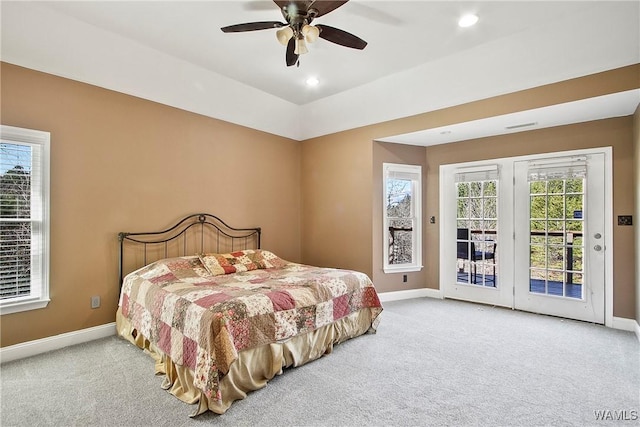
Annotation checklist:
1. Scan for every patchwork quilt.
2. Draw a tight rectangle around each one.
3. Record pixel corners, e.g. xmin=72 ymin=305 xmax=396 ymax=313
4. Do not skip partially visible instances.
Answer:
xmin=118 ymin=250 xmax=382 ymax=402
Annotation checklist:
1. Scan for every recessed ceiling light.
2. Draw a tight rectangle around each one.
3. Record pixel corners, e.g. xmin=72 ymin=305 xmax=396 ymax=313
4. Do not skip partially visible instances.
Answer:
xmin=306 ymin=77 xmax=319 ymax=87
xmin=458 ymin=14 xmax=479 ymax=28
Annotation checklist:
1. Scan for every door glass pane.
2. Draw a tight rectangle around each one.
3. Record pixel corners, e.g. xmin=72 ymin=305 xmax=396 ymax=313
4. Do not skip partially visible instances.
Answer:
xmin=548 ymin=196 xmax=564 ymax=219
xmin=456 ymin=179 xmax=498 ymax=287
xmin=548 ymin=179 xmax=564 ymax=194
xmin=457 ymin=199 xmax=469 ymax=218
xmin=529 ymin=177 xmax=584 ymax=299
xmin=530 ymin=195 xmax=546 ymax=218
xmin=483 ymin=181 xmax=497 ymax=197
xmin=470 ymin=182 xmax=482 ymax=197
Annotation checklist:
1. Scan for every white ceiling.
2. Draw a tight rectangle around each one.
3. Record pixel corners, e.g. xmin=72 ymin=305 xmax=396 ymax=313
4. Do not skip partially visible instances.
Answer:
xmin=1 ymin=1 xmax=639 ymax=142
xmin=377 ymin=89 xmax=640 ymax=146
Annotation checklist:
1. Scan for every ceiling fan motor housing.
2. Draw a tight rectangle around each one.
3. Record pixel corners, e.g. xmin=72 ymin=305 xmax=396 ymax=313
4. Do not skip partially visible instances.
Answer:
xmin=281 ymin=4 xmax=318 ymax=36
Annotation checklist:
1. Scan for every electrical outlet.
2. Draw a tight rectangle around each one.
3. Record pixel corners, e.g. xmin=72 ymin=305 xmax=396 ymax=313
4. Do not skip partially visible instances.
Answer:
xmin=403 ymin=274 xmax=407 ymax=283
xmin=618 ymin=215 xmax=633 ymax=226
xmin=91 ymin=295 xmax=101 ymax=309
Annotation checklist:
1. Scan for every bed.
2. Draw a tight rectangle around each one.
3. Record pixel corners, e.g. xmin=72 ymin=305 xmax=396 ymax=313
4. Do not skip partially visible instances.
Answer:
xmin=115 ymin=213 xmax=383 ymax=416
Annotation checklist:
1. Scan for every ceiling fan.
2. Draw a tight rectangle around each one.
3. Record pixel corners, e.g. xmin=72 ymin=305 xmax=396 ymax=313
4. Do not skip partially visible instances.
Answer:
xmin=221 ymin=0 xmax=367 ymax=67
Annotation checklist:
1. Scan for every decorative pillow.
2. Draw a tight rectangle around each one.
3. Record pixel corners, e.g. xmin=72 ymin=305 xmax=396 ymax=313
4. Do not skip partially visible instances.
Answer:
xmin=199 ymin=249 xmax=286 ymax=276
xmin=254 ymin=249 xmax=288 ymax=269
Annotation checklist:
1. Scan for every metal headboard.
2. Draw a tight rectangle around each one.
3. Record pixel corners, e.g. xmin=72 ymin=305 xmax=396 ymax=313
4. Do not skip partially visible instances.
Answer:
xmin=118 ymin=213 xmax=261 ymax=288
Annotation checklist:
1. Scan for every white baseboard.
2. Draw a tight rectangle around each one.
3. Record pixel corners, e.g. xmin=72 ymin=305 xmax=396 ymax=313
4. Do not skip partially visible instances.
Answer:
xmin=378 ymin=287 xmax=442 ymax=302
xmin=611 ymin=316 xmax=640 ymax=342
xmin=0 ymin=322 xmax=116 ymax=364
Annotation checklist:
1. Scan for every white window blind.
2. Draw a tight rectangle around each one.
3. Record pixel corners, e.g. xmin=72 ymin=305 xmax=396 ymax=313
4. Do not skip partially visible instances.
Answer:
xmin=387 ymin=169 xmax=419 ymax=181
xmin=455 ymin=164 xmax=500 ymax=182
xmin=528 ymin=156 xmax=587 ymax=181
xmin=1 ymin=125 xmax=50 ymax=314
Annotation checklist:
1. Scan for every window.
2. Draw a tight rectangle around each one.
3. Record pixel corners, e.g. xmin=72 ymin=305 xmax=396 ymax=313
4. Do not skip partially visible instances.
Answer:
xmin=383 ymin=163 xmax=422 ymax=273
xmin=528 ymin=157 xmax=586 ymax=299
xmin=455 ymin=165 xmax=499 ymax=286
xmin=1 ymin=125 xmax=50 ymax=315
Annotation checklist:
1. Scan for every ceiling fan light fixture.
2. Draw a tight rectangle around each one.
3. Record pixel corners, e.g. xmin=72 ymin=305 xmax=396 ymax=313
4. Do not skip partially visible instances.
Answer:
xmin=458 ymin=14 xmax=479 ymax=28
xmin=302 ymin=24 xmax=320 ymax=43
xmin=221 ymin=1 xmax=367 ymax=66
xmin=294 ymin=38 xmax=309 ymax=55
xmin=276 ymin=26 xmax=294 ymax=45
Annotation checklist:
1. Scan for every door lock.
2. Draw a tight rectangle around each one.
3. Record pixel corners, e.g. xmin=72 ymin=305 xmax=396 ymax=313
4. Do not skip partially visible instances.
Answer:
xmin=594 ymin=244 xmax=603 ymax=251
xmin=594 ymin=233 xmax=602 ymax=239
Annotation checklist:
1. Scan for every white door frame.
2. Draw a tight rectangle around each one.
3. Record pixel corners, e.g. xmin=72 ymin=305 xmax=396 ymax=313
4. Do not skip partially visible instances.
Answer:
xmin=439 ymin=147 xmax=613 ymax=326
xmin=513 ymin=152 xmax=606 ymax=323
xmin=439 ymin=159 xmax=514 ymax=308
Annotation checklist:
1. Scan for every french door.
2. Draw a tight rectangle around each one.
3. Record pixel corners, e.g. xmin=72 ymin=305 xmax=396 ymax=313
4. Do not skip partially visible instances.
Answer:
xmin=442 ymin=164 xmax=513 ymax=307
xmin=513 ymin=153 xmax=605 ymax=323
xmin=441 ymin=149 xmax=610 ymax=324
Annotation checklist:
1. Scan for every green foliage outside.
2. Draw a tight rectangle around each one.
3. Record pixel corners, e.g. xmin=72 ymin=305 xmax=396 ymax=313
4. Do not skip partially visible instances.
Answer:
xmin=456 ymin=178 xmax=584 ymax=285
xmin=529 ymin=178 xmax=584 ymax=284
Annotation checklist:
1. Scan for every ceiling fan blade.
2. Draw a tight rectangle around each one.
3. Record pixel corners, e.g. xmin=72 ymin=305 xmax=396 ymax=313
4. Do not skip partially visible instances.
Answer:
xmin=316 ymin=24 xmax=367 ymax=50
xmin=286 ymin=37 xmax=298 ymax=67
xmin=272 ymin=1 xmax=349 ymax=17
xmin=310 ymin=1 xmax=350 ymax=17
xmin=221 ymin=21 xmax=287 ymax=33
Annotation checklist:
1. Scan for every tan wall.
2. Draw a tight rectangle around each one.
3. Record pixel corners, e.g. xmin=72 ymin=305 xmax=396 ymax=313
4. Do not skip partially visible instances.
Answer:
xmin=300 ymin=133 xmax=373 ymax=275
xmin=2 ymin=62 xmax=638 ymax=347
xmin=301 ymin=65 xmax=639 ymax=320
xmin=371 ymin=142 xmax=428 ymax=292
xmin=0 ymin=63 xmax=302 ymax=347
xmin=424 ymin=117 xmax=636 ymax=319
xmin=634 ymin=105 xmax=640 ymax=325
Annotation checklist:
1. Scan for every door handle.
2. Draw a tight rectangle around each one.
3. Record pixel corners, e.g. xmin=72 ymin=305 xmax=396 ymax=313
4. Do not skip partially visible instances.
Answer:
xmin=594 ymin=244 xmax=602 ymax=251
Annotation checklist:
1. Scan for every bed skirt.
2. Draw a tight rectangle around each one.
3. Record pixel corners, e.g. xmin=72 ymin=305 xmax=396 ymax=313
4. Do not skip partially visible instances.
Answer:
xmin=115 ymin=307 xmax=377 ymax=416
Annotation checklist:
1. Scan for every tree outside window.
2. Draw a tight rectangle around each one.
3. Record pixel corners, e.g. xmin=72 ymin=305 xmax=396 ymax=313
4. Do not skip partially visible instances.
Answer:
xmin=1 ymin=146 xmax=32 ymax=299
xmin=383 ymin=163 xmax=422 ymax=273
xmin=0 ymin=126 xmax=50 ymax=315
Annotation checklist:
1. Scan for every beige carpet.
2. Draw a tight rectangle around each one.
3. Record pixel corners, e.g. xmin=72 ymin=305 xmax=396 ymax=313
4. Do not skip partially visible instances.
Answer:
xmin=1 ymin=297 xmax=638 ymax=426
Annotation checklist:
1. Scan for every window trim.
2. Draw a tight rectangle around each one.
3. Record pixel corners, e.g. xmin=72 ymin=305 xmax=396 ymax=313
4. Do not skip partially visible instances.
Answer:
xmin=1 ymin=125 xmax=51 ymax=315
xmin=383 ymin=162 xmax=423 ymax=274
